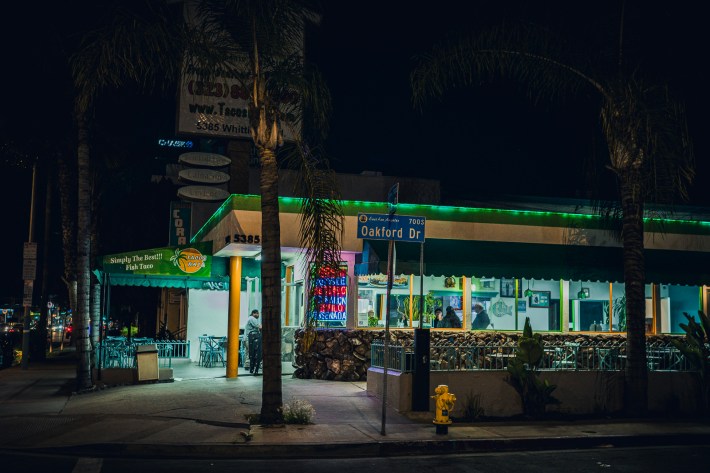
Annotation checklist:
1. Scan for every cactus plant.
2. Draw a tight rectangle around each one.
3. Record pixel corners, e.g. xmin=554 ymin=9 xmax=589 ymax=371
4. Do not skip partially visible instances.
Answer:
xmin=506 ymin=317 xmax=559 ymax=418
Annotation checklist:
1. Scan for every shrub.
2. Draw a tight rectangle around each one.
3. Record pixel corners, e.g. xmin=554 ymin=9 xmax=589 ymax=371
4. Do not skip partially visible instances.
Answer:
xmin=282 ymin=399 xmax=316 ymax=424
xmin=459 ymin=390 xmax=484 ymax=421
xmin=671 ymin=311 xmax=710 ymax=416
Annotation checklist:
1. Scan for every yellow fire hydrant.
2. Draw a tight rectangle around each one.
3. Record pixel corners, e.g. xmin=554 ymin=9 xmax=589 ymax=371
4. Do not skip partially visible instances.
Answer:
xmin=432 ymin=384 xmax=456 ymax=434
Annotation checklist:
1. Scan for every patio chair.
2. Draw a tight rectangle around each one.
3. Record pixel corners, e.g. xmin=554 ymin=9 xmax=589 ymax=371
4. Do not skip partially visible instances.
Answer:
xmin=596 ymin=347 xmax=619 ymax=371
xmin=552 ymin=342 xmax=579 ymax=370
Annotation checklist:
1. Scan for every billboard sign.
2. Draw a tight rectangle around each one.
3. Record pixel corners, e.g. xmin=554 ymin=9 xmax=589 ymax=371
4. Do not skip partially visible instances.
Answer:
xmin=176 ymin=60 xmax=300 ymax=141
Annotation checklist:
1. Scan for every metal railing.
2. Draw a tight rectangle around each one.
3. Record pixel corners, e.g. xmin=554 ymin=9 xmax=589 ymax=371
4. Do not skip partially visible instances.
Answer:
xmin=370 ymin=339 xmax=692 ymax=373
xmin=97 ymin=338 xmax=190 ymax=369
xmin=370 ymin=341 xmax=415 ymax=373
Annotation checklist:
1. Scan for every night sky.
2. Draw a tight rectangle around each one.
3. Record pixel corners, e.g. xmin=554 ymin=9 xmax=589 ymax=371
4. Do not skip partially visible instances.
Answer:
xmin=308 ymin=1 xmax=708 ymax=204
xmin=1 ymin=1 xmax=708 ymax=304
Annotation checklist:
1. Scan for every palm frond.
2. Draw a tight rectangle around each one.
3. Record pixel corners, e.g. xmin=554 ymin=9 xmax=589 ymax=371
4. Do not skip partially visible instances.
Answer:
xmin=411 ymin=20 xmax=608 ymax=111
xmin=70 ymin=0 xmax=185 ymax=114
xmin=197 ymin=0 xmax=320 ymax=60
xmin=286 ymin=142 xmax=344 ymax=270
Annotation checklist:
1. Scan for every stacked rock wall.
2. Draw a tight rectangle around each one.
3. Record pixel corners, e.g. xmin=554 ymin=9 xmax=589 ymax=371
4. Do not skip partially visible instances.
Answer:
xmin=293 ymin=329 xmax=676 ymax=381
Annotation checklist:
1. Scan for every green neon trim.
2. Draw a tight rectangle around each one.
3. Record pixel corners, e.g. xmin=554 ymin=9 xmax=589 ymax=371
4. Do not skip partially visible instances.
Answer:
xmin=559 ymin=279 xmax=564 ymax=333
xmin=192 ymin=194 xmax=710 ymax=245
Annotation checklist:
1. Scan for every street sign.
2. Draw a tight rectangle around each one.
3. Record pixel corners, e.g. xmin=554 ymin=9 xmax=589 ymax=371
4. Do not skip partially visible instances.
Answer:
xmin=23 ymin=280 xmax=33 ymax=307
xmin=22 ymin=258 xmax=37 ymax=280
xmin=357 ymin=213 xmax=425 ymax=243
xmin=23 ymin=242 xmax=37 ymax=259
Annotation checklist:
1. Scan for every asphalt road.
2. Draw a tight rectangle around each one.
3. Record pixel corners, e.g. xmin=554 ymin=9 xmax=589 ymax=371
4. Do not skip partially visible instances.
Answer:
xmin=2 ymin=444 xmax=709 ymax=473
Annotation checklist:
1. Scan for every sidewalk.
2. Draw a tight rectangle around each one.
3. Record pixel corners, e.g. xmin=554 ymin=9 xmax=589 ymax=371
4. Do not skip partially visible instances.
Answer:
xmin=1 ymin=352 xmax=709 ymax=459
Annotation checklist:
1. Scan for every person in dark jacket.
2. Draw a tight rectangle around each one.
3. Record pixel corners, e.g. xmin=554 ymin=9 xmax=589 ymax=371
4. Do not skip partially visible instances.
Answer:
xmin=432 ymin=308 xmax=443 ymax=327
xmin=471 ymin=303 xmax=491 ymax=330
xmin=440 ymin=306 xmax=462 ymax=328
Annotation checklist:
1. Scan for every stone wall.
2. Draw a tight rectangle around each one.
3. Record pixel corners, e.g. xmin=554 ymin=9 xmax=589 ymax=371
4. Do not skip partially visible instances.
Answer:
xmin=366 ymin=368 xmax=700 ymax=417
xmin=293 ymin=328 xmax=681 ymax=381
xmin=293 ymin=329 xmax=376 ymax=381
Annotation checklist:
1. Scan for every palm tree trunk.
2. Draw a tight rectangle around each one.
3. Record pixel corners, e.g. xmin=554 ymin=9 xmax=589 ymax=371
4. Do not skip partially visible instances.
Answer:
xmin=90 ymin=191 xmax=101 ymax=366
xmin=57 ymin=153 xmax=77 ymax=315
xmin=76 ymin=112 xmax=93 ymax=391
xmin=259 ymin=147 xmax=283 ymax=424
xmin=90 ymin=281 xmax=101 ymax=366
xmin=620 ymin=173 xmax=648 ymax=416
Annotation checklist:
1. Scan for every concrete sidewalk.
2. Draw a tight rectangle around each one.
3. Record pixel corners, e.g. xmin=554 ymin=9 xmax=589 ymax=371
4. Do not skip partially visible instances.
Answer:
xmin=1 ymin=353 xmax=709 ymax=458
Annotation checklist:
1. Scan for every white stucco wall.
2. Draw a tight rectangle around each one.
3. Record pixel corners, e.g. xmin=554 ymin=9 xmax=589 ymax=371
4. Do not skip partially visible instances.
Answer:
xmin=185 ymin=289 xmax=252 ymax=362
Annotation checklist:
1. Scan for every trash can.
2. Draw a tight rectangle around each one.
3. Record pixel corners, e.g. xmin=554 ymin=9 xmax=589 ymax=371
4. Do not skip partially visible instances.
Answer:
xmin=135 ymin=344 xmax=159 ymax=382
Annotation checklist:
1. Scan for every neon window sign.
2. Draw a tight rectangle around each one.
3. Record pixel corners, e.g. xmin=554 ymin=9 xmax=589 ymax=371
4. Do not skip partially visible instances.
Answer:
xmin=311 ymin=264 xmax=348 ymax=322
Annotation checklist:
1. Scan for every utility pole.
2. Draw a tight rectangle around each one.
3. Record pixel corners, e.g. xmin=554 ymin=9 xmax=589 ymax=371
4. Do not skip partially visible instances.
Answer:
xmin=21 ymin=163 xmax=38 ymax=370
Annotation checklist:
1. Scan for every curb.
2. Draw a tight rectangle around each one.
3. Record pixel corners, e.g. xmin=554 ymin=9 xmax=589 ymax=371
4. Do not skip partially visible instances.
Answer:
xmin=11 ymin=432 xmax=710 ymax=459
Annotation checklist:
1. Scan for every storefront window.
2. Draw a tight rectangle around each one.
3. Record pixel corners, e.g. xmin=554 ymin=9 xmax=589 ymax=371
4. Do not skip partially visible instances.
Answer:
xmin=569 ymin=280 xmax=611 ymax=332
xmin=356 ymin=273 xmax=411 ymax=328
xmin=355 ymin=274 xmax=466 ymax=329
xmin=469 ymin=278 xmax=561 ymax=332
xmin=659 ymin=284 xmax=701 ymax=334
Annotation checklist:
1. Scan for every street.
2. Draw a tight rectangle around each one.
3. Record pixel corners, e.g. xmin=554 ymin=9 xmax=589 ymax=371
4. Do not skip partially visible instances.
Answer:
xmin=1 ymin=445 xmax=709 ymax=473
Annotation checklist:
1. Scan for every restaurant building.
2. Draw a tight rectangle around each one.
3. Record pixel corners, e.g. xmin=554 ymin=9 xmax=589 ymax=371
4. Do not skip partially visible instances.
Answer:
xmin=97 ymin=191 xmax=710 ymax=374
xmin=185 ymin=193 xmax=710 ymax=346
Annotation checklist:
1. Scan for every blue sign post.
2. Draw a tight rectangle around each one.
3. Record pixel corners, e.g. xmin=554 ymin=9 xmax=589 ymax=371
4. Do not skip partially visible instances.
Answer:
xmin=356 ymin=213 xmax=426 ymax=243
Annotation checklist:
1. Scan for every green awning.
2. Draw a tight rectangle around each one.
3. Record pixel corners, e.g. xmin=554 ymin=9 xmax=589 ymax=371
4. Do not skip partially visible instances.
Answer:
xmin=103 ymin=273 xmax=229 ymax=289
xmin=94 ymin=255 xmax=263 ymax=289
xmin=358 ymin=239 xmax=710 ymax=286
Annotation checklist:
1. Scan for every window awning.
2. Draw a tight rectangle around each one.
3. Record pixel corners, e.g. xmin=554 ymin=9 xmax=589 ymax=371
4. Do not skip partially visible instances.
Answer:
xmin=358 ymin=239 xmax=710 ymax=286
xmin=95 ymin=272 xmax=230 ymax=289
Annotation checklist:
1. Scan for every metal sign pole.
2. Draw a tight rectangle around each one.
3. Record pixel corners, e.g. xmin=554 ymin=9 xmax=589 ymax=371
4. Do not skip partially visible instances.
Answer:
xmin=381 ymin=239 xmax=394 ymax=436
xmin=412 ymin=241 xmax=430 ymax=411
xmin=419 ymin=243 xmax=424 ymax=329
xmin=381 ymin=182 xmax=398 ymax=436
xmin=21 ymin=164 xmax=37 ymax=370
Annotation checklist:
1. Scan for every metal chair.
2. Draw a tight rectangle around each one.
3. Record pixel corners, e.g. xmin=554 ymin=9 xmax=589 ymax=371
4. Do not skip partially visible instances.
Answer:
xmin=552 ymin=342 xmax=579 ymax=370
xmin=596 ymin=347 xmax=618 ymax=371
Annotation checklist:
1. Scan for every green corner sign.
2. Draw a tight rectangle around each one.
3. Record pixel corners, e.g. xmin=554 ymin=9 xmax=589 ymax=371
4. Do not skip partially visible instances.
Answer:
xmin=102 ymin=243 xmax=212 ymax=277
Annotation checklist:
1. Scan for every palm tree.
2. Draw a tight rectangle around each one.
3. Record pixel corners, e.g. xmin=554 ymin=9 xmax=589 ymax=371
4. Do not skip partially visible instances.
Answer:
xmin=411 ymin=10 xmax=694 ymax=415
xmin=193 ymin=0 xmax=342 ymax=424
xmin=70 ymin=0 xmax=184 ymax=390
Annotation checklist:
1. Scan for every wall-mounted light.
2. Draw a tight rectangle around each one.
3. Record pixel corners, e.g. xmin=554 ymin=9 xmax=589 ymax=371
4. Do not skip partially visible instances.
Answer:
xmin=577 ymin=282 xmax=589 ymax=299
xmin=524 ymin=279 xmax=533 ymax=297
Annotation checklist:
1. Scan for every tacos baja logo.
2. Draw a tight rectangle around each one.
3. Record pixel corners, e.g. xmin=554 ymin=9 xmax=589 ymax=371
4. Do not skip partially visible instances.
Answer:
xmin=169 ymin=247 xmax=207 ymax=274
